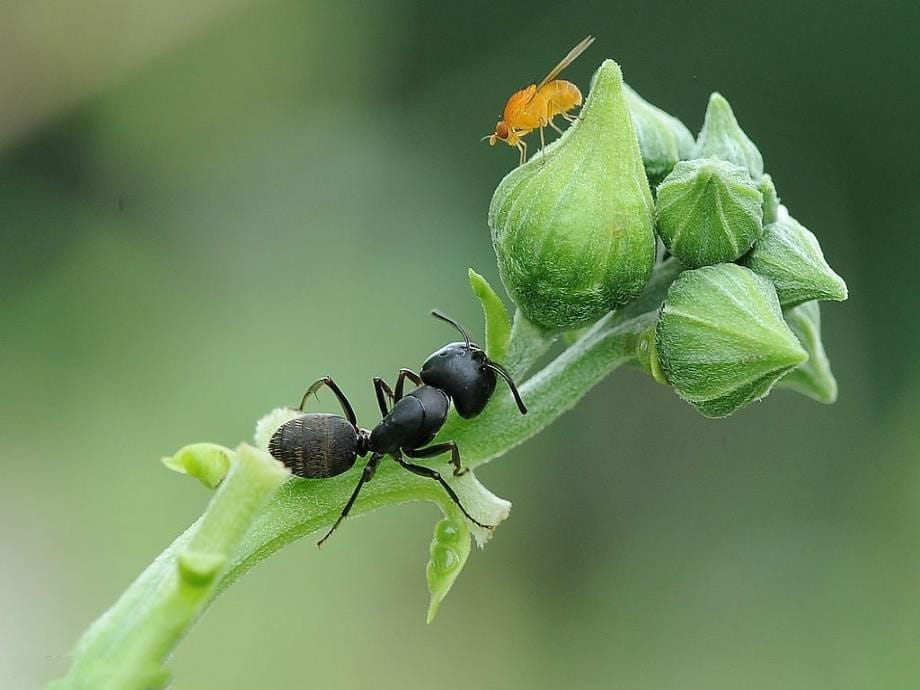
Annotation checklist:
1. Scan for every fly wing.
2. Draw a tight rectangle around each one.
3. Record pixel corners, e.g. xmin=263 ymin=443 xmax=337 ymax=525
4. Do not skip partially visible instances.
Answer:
xmin=535 ymin=35 xmax=595 ymax=92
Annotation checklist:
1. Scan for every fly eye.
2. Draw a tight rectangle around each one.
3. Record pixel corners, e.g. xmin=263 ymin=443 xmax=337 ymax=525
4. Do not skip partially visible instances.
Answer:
xmin=496 ymin=122 xmax=509 ymax=139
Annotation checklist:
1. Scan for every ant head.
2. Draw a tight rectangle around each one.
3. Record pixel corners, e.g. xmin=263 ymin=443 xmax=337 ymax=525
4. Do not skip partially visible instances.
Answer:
xmin=420 ymin=311 xmax=527 ymax=419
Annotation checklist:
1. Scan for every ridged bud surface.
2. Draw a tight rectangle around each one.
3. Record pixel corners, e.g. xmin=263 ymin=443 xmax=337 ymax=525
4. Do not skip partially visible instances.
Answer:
xmin=655 ymin=264 xmax=808 ymax=417
xmin=656 ymin=159 xmax=763 ymax=267
xmin=490 ymin=60 xmax=656 ymax=333
xmin=742 ymin=212 xmax=848 ymax=307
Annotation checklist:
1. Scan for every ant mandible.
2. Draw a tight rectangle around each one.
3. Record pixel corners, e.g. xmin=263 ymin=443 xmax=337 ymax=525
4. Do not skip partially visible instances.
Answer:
xmin=269 ymin=310 xmax=528 ymax=546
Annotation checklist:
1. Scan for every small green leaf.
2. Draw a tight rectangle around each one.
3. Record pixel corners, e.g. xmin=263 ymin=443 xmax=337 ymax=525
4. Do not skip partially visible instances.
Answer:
xmin=162 ymin=443 xmax=233 ymax=489
xmin=742 ymin=212 xmax=848 ymax=308
xmin=778 ymin=301 xmax=838 ymax=403
xmin=635 ymin=327 xmax=667 ymax=384
xmin=468 ymin=268 xmax=512 ymax=362
xmin=426 ymin=515 xmax=471 ymax=623
xmin=695 ymin=92 xmax=764 ymax=179
xmin=177 ymin=550 xmax=227 ymax=588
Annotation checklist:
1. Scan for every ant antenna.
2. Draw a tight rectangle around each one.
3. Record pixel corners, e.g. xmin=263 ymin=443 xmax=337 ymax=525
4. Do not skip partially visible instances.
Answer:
xmin=486 ymin=361 xmax=528 ymax=415
xmin=430 ymin=309 xmax=471 ymax=348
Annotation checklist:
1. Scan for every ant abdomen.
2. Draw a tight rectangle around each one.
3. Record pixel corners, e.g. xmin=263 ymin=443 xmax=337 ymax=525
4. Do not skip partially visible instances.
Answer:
xmin=269 ymin=413 xmax=359 ymax=478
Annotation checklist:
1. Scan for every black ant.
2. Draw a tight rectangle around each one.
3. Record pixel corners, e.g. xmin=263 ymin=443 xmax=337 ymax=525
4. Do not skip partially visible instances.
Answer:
xmin=269 ymin=310 xmax=527 ymax=546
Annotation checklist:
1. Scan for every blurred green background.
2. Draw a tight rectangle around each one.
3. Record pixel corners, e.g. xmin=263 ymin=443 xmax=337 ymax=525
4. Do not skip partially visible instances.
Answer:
xmin=2 ymin=1 xmax=918 ymax=688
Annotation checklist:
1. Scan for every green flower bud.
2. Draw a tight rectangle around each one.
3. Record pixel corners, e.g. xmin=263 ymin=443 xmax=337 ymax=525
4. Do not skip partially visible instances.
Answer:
xmin=695 ymin=93 xmax=764 ymax=179
xmin=655 ymin=159 xmax=764 ymax=267
xmin=624 ymin=84 xmax=695 ymax=187
xmin=742 ymin=212 xmax=848 ymax=308
xmin=759 ymin=173 xmax=780 ymax=224
xmin=490 ymin=60 xmax=656 ymax=333
xmin=777 ymin=301 xmax=838 ymax=403
xmin=655 ymin=263 xmax=808 ymax=418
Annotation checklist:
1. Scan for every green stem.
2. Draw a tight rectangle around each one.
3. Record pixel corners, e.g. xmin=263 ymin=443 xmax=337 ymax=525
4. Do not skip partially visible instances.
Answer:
xmin=442 ymin=310 xmax=657 ymax=468
xmin=49 ymin=446 xmax=289 ymax=690
xmin=49 ymin=260 xmax=680 ymax=688
xmin=220 ymin=310 xmax=657 ymax=590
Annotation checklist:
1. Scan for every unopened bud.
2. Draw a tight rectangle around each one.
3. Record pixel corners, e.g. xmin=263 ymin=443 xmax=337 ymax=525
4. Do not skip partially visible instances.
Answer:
xmin=655 ymin=158 xmax=763 ymax=267
xmin=742 ymin=212 xmax=848 ymax=307
xmin=655 ymin=263 xmax=808 ymax=417
xmin=490 ymin=60 xmax=656 ymax=333
xmin=695 ymin=92 xmax=764 ymax=179
xmin=625 ymin=84 xmax=695 ymax=187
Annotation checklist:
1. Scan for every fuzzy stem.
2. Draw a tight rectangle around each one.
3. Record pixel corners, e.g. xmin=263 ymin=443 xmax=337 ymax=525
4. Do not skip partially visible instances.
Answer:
xmin=218 ymin=310 xmax=658 ymax=590
xmin=48 ymin=446 xmax=289 ymax=690
xmin=49 ymin=260 xmax=680 ymax=689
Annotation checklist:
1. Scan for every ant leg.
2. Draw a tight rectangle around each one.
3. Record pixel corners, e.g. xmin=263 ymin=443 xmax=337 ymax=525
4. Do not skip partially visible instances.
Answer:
xmin=373 ymin=377 xmax=395 ymax=417
xmin=316 ymin=452 xmax=384 ymax=547
xmin=298 ymin=376 xmax=357 ymax=426
xmin=394 ymin=453 xmax=493 ymax=529
xmin=405 ymin=441 xmax=466 ymax=476
xmin=395 ymin=368 xmax=422 ymax=400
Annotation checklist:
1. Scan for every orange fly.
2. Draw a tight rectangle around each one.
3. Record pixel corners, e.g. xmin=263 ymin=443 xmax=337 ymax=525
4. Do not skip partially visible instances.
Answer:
xmin=486 ymin=35 xmax=595 ymax=165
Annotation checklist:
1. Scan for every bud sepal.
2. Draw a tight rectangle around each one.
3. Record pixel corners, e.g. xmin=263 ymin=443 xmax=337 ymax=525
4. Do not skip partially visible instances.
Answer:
xmin=777 ymin=301 xmax=838 ymax=403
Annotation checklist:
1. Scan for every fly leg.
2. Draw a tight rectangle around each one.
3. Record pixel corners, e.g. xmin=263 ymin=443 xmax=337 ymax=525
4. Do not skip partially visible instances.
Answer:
xmin=405 ymin=441 xmax=467 ymax=476
xmin=316 ymin=452 xmax=385 ymax=547
xmin=394 ymin=453 xmax=492 ymax=529
xmin=517 ymin=139 xmax=528 ymax=165
xmin=298 ymin=376 xmax=357 ymax=426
